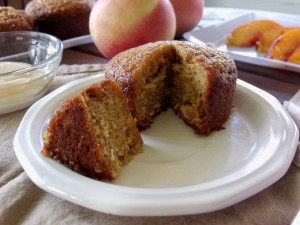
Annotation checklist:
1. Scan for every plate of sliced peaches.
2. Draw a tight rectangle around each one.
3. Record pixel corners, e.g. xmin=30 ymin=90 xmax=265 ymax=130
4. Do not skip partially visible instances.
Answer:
xmin=184 ymin=9 xmax=300 ymax=72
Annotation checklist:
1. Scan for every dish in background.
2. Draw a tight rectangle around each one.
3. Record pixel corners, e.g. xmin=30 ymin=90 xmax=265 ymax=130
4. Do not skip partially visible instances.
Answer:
xmin=184 ymin=10 xmax=300 ymax=73
xmin=0 ymin=31 xmax=63 ymax=115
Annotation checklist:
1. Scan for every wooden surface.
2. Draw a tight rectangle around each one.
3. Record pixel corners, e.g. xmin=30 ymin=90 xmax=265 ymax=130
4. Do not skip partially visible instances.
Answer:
xmin=61 ymin=43 xmax=300 ymax=104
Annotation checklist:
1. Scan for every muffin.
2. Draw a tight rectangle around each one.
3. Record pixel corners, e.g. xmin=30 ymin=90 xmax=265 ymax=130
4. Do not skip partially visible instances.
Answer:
xmin=25 ymin=0 xmax=92 ymax=40
xmin=0 ymin=6 xmax=34 ymax=32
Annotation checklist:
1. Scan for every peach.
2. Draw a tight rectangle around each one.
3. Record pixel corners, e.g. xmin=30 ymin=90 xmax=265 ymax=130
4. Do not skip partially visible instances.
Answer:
xmin=287 ymin=46 xmax=300 ymax=64
xmin=170 ymin=0 xmax=204 ymax=37
xmin=226 ymin=20 xmax=281 ymax=47
xmin=267 ymin=28 xmax=300 ymax=61
xmin=89 ymin=0 xmax=176 ymax=59
xmin=256 ymin=26 xmax=290 ymax=53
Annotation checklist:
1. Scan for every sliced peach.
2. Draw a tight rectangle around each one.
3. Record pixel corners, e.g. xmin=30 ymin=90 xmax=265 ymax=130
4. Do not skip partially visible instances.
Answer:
xmin=287 ymin=46 xmax=300 ymax=64
xmin=226 ymin=20 xmax=281 ymax=47
xmin=256 ymin=26 xmax=291 ymax=53
xmin=266 ymin=28 xmax=300 ymax=61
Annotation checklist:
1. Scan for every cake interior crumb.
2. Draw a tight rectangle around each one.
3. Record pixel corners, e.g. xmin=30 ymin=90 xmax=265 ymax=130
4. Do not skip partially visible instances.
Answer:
xmin=84 ymin=84 xmax=142 ymax=178
xmin=133 ymin=47 xmax=209 ymax=131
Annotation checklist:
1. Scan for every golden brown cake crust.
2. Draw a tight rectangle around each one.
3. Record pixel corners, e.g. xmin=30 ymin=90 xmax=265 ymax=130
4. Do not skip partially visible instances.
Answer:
xmin=25 ymin=0 xmax=91 ymax=20
xmin=105 ymin=41 xmax=176 ymax=128
xmin=0 ymin=6 xmax=34 ymax=32
xmin=42 ymin=80 xmax=143 ymax=181
xmin=105 ymin=41 xmax=237 ymax=135
xmin=42 ymin=93 xmax=113 ymax=180
xmin=25 ymin=0 xmax=92 ymax=40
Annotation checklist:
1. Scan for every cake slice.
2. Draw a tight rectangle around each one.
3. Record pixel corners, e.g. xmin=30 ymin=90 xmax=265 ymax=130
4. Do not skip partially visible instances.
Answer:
xmin=42 ymin=79 xmax=143 ymax=181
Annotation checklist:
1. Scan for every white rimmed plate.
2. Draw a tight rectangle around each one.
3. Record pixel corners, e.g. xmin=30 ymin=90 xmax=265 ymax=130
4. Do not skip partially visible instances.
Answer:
xmin=14 ymin=74 xmax=299 ymax=216
xmin=184 ymin=9 xmax=300 ymax=73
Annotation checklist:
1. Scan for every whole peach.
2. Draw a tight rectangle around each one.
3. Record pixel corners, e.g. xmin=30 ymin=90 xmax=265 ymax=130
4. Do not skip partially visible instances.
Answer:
xmin=170 ymin=0 xmax=204 ymax=37
xmin=89 ymin=0 xmax=176 ymax=59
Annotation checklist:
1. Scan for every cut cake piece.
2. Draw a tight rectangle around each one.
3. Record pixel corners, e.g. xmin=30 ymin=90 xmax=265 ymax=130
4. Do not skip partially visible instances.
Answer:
xmin=42 ymin=79 xmax=143 ymax=181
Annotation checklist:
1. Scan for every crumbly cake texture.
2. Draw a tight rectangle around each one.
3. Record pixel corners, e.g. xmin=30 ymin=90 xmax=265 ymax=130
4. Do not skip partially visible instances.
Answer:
xmin=42 ymin=80 xmax=143 ymax=181
xmin=0 ymin=6 xmax=34 ymax=32
xmin=105 ymin=41 xmax=238 ymax=135
xmin=25 ymin=0 xmax=92 ymax=40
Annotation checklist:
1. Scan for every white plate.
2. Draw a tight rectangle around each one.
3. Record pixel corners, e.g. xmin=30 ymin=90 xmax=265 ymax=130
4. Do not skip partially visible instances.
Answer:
xmin=14 ymin=74 xmax=299 ymax=216
xmin=184 ymin=9 xmax=300 ymax=72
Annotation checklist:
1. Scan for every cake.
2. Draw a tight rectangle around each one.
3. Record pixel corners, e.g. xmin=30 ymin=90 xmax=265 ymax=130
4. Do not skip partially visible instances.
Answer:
xmin=25 ymin=0 xmax=92 ymax=40
xmin=105 ymin=41 xmax=238 ymax=135
xmin=0 ymin=6 xmax=34 ymax=32
xmin=42 ymin=79 xmax=143 ymax=181
xmin=42 ymin=41 xmax=237 ymax=181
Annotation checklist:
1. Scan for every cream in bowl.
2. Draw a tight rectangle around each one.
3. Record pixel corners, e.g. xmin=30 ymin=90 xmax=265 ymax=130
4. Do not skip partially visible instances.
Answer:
xmin=0 ymin=31 xmax=63 ymax=115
